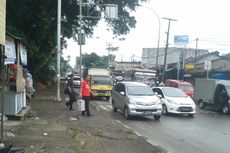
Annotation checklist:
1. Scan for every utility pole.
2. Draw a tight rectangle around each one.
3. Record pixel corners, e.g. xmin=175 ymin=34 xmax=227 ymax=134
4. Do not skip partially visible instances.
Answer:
xmin=79 ymin=0 xmax=83 ymax=85
xmin=161 ymin=17 xmax=177 ymax=82
xmin=194 ymin=38 xmax=198 ymax=70
xmin=56 ymin=0 xmax=61 ymax=101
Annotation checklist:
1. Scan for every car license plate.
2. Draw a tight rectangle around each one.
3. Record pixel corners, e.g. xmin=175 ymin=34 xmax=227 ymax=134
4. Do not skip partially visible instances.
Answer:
xmin=181 ymin=108 xmax=191 ymax=112
xmin=143 ymin=111 xmax=152 ymax=115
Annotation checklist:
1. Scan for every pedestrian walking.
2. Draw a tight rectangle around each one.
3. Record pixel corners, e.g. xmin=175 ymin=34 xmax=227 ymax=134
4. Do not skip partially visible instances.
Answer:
xmin=80 ymin=74 xmax=94 ymax=116
xmin=65 ymin=74 xmax=77 ymax=110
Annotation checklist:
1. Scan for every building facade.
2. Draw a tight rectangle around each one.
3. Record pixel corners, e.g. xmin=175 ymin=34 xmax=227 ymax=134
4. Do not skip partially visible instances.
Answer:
xmin=142 ymin=47 xmax=208 ymax=68
xmin=114 ymin=61 xmax=142 ymax=71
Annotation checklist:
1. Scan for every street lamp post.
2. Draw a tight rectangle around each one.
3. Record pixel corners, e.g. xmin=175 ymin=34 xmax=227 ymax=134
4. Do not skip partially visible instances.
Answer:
xmin=141 ymin=6 xmax=161 ymax=69
xmin=161 ymin=17 xmax=177 ymax=82
xmin=78 ymin=2 xmax=118 ymax=86
xmin=79 ymin=0 xmax=83 ymax=85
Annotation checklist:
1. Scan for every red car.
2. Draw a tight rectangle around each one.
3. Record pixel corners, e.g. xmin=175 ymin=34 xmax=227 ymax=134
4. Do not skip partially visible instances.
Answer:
xmin=165 ymin=79 xmax=194 ymax=97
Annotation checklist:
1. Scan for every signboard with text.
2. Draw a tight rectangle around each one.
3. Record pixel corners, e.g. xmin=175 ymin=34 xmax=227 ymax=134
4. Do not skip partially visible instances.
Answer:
xmin=5 ymin=36 xmax=16 ymax=64
xmin=204 ymin=60 xmax=211 ymax=70
xmin=174 ymin=35 xmax=189 ymax=45
xmin=185 ymin=64 xmax=195 ymax=70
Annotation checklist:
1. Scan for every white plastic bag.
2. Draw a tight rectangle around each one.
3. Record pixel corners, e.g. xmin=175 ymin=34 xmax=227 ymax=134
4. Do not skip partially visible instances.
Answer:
xmin=77 ymin=99 xmax=85 ymax=111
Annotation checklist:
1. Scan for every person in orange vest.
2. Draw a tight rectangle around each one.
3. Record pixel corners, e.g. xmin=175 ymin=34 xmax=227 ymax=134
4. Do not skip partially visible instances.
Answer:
xmin=79 ymin=75 xmax=94 ymax=116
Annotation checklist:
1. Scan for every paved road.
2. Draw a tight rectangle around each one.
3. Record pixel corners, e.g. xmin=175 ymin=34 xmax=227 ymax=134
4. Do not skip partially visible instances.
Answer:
xmin=93 ymin=98 xmax=230 ymax=153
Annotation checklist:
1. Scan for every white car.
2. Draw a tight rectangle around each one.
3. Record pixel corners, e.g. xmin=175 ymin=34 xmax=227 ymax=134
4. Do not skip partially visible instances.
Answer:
xmin=152 ymin=87 xmax=196 ymax=117
xmin=73 ymin=76 xmax=81 ymax=87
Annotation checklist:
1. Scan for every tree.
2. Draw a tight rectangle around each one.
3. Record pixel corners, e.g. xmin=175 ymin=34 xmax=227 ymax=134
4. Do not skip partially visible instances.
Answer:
xmin=81 ymin=53 xmax=107 ymax=68
xmin=6 ymin=0 xmax=148 ymax=83
xmin=60 ymin=57 xmax=71 ymax=73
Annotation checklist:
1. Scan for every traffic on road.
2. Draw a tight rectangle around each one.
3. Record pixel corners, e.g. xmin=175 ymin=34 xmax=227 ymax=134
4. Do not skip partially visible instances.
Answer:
xmin=86 ymin=77 xmax=230 ymax=153
xmin=66 ymin=69 xmax=230 ymax=153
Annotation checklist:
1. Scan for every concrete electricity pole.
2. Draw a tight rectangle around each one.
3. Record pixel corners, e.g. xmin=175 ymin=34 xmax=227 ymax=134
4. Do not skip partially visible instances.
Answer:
xmin=161 ymin=17 xmax=177 ymax=82
xmin=56 ymin=0 xmax=61 ymax=101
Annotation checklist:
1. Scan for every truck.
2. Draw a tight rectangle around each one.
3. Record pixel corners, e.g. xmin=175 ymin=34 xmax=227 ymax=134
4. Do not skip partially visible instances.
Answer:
xmin=88 ymin=68 xmax=113 ymax=101
xmin=194 ymin=78 xmax=230 ymax=114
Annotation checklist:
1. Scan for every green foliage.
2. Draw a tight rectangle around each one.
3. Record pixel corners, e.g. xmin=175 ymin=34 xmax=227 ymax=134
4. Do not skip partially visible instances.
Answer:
xmin=6 ymin=0 xmax=148 ymax=83
xmin=61 ymin=57 xmax=71 ymax=73
xmin=81 ymin=53 xmax=107 ymax=68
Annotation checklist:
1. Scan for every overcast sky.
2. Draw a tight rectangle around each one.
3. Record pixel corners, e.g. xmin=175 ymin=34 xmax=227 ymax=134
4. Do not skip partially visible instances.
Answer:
xmin=63 ymin=0 xmax=230 ymax=67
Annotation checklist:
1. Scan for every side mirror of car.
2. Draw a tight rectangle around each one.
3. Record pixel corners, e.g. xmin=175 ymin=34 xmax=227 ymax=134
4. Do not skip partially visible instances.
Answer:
xmin=120 ymin=91 xmax=125 ymax=96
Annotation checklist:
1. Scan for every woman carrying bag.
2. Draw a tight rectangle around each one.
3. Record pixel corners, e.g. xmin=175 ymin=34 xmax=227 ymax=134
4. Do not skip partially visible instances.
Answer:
xmin=79 ymin=75 xmax=94 ymax=116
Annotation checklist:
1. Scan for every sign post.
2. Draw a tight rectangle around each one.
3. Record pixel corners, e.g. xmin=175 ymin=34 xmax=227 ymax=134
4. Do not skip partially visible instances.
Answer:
xmin=174 ymin=35 xmax=189 ymax=80
xmin=204 ymin=60 xmax=211 ymax=78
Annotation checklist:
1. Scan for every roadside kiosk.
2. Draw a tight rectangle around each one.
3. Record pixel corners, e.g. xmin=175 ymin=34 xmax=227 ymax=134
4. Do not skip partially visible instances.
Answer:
xmin=0 ymin=34 xmax=27 ymax=116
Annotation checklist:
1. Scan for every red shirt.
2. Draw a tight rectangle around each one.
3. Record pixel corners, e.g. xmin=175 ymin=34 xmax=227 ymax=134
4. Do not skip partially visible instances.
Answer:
xmin=81 ymin=80 xmax=91 ymax=96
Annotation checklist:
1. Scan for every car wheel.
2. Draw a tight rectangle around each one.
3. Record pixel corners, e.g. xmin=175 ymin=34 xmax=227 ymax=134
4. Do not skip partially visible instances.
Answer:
xmin=198 ymin=100 xmax=205 ymax=109
xmin=162 ymin=104 xmax=168 ymax=115
xmin=112 ymin=100 xmax=117 ymax=112
xmin=222 ymin=106 xmax=229 ymax=114
xmin=188 ymin=114 xmax=195 ymax=117
xmin=154 ymin=115 xmax=161 ymax=120
xmin=124 ymin=107 xmax=130 ymax=120
xmin=105 ymin=96 xmax=110 ymax=101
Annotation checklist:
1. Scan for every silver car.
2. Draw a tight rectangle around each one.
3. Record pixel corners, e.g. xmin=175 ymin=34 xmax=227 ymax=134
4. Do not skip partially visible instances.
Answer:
xmin=112 ymin=81 xmax=162 ymax=120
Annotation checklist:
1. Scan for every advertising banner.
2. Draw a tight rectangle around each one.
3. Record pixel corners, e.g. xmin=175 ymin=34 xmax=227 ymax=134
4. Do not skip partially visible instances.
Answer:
xmin=20 ymin=43 xmax=28 ymax=65
xmin=174 ymin=35 xmax=189 ymax=45
xmin=5 ymin=36 xmax=17 ymax=64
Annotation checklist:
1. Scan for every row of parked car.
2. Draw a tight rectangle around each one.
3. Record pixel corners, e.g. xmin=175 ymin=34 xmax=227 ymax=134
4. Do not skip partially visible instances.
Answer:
xmin=111 ymin=81 xmax=196 ymax=120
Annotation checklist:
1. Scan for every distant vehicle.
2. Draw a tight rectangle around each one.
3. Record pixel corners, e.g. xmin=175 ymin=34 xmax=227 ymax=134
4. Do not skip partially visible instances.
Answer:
xmin=152 ymin=87 xmax=196 ymax=117
xmin=73 ymin=75 xmax=81 ymax=87
xmin=115 ymin=75 xmax=124 ymax=82
xmin=194 ymin=78 xmax=230 ymax=114
xmin=165 ymin=79 xmax=194 ymax=97
xmin=125 ymin=69 xmax=156 ymax=83
xmin=88 ymin=68 xmax=113 ymax=101
xmin=112 ymin=82 xmax=162 ymax=120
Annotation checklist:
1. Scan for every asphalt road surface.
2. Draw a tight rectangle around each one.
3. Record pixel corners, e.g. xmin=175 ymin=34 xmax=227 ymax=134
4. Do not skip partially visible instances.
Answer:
xmin=93 ymin=98 xmax=230 ymax=153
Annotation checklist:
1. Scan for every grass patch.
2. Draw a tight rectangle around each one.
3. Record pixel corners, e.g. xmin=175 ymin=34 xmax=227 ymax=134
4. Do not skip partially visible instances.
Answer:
xmin=70 ymin=130 xmax=90 ymax=153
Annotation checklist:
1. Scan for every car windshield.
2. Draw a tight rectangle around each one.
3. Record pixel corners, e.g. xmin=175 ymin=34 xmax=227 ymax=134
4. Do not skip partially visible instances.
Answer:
xmin=127 ymin=86 xmax=154 ymax=96
xmin=162 ymin=88 xmax=187 ymax=97
xmin=73 ymin=77 xmax=80 ymax=81
xmin=179 ymin=84 xmax=193 ymax=91
xmin=92 ymin=76 xmax=112 ymax=85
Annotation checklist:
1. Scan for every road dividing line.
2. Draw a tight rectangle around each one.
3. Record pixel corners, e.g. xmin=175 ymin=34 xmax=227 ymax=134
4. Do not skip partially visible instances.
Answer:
xmin=115 ymin=120 xmax=131 ymax=129
xmin=99 ymin=105 xmax=110 ymax=111
xmin=134 ymin=131 xmax=142 ymax=137
xmin=105 ymin=105 xmax=112 ymax=111
xmin=146 ymin=139 xmax=155 ymax=146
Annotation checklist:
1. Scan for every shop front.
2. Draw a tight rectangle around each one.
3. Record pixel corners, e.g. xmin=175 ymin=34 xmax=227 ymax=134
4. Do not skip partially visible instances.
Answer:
xmin=0 ymin=34 xmax=28 ymax=116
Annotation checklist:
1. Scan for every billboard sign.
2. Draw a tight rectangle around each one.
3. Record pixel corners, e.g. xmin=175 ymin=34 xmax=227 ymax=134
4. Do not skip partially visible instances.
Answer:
xmin=174 ymin=35 xmax=189 ymax=45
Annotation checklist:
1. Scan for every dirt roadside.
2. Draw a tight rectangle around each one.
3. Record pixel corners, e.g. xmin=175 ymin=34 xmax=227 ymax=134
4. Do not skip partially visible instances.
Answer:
xmin=2 ymin=90 xmax=167 ymax=153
